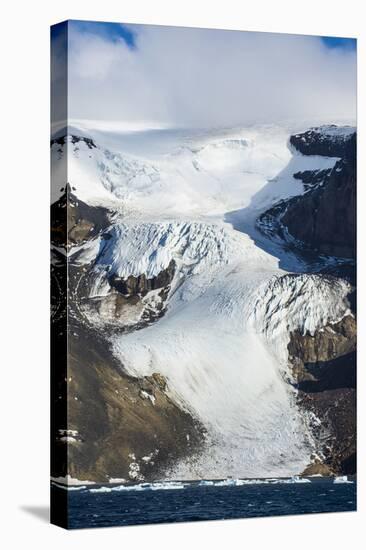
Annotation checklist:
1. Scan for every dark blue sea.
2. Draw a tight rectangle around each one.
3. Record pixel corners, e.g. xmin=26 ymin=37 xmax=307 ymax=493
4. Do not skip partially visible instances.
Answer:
xmin=53 ymin=478 xmax=356 ymax=529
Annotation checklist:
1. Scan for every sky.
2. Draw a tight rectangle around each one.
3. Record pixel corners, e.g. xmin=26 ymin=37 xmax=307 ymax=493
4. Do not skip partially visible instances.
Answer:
xmin=51 ymin=20 xmax=357 ymax=129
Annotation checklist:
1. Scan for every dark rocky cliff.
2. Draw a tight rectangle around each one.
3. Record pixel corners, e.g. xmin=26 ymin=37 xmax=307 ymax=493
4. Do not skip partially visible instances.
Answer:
xmin=109 ymin=260 xmax=176 ymax=298
xmin=283 ymin=133 xmax=356 ymax=259
xmin=288 ymin=317 xmax=356 ymax=476
xmin=51 ymin=183 xmax=111 ymax=247
xmin=258 ymin=127 xmax=356 ymax=259
xmin=289 ymin=126 xmax=356 ymax=158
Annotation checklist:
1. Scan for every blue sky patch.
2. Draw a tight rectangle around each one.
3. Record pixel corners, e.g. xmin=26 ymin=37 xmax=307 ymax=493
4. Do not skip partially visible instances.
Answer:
xmin=68 ymin=20 xmax=136 ymax=48
xmin=321 ymin=36 xmax=356 ymax=50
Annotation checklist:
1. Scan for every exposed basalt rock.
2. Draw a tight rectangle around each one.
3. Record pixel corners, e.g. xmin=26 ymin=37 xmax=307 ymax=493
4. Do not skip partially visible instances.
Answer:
xmin=52 ymin=320 xmax=205 ymax=483
xmin=288 ymin=316 xmax=356 ymax=365
xmin=75 ymin=260 xmax=176 ymax=329
xmin=86 ymin=290 xmax=143 ymax=327
xmin=288 ymin=315 xmax=356 ymax=475
xmin=51 ymin=134 xmax=96 ymax=150
xmin=150 ymin=372 xmax=167 ymax=391
xmin=282 ymin=154 xmax=356 ymax=259
xmin=289 ymin=126 xmax=355 ymax=158
xmin=256 ymin=199 xmax=290 ymax=241
xmin=293 ymin=169 xmax=331 ymax=191
xmin=302 ymin=462 xmax=334 ymax=477
xmin=68 ymin=250 xmax=174 ymax=335
xmin=51 ymin=183 xmax=110 ymax=246
xmin=299 ymin=389 xmax=356 ymax=475
xmin=109 ymin=259 xmax=176 ymax=297
xmin=296 ymin=351 xmax=356 ymax=393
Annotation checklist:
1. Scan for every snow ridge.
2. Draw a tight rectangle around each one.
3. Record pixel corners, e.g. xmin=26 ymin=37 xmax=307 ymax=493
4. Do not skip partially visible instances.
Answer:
xmin=310 ymin=124 xmax=356 ymax=138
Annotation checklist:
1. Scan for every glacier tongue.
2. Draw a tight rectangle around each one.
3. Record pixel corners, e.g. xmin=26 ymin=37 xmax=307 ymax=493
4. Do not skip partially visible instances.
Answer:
xmin=111 ymin=219 xmax=351 ymax=479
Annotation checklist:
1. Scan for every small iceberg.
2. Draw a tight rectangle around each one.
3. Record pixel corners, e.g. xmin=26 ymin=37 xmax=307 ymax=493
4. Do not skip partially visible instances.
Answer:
xmin=89 ymin=481 xmax=186 ymax=493
xmin=213 ymin=478 xmax=248 ymax=487
xmin=288 ymin=476 xmax=311 ymax=484
xmin=213 ymin=479 xmax=237 ymax=487
xmin=150 ymin=482 xmax=185 ymax=490
xmin=333 ymin=476 xmax=353 ymax=484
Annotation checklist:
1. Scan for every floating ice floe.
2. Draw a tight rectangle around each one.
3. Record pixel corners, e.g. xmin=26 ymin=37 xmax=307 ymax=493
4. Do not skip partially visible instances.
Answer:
xmin=333 ymin=476 xmax=353 ymax=484
xmin=87 ymin=476 xmax=317 ymax=493
xmin=89 ymin=481 xmax=186 ymax=493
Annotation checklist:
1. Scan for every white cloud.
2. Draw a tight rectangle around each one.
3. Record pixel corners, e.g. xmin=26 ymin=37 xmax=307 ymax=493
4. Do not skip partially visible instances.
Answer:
xmin=65 ymin=24 xmax=356 ymax=128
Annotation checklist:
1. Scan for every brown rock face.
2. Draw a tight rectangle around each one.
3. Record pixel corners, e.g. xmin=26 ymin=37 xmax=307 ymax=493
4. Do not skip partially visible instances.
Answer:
xmin=109 ymin=260 xmax=176 ymax=297
xmin=302 ymin=462 xmax=334 ymax=477
xmin=51 ymin=183 xmax=111 ymax=247
xmin=53 ymin=322 xmax=204 ymax=483
xmin=288 ymin=315 xmax=356 ymax=475
xmin=300 ymin=389 xmax=356 ymax=475
xmin=288 ymin=316 xmax=356 ymax=365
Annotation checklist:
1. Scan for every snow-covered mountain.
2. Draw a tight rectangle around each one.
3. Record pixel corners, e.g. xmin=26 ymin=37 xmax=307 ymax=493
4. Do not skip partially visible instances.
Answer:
xmin=52 ymin=121 xmax=356 ymax=482
xmin=52 ymin=123 xmax=342 ymax=214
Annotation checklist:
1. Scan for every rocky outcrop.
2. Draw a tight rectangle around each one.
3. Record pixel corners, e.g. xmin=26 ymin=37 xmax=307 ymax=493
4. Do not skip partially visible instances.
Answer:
xmin=282 ymin=153 xmax=356 ymax=259
xmin=300 ymin=389 xmax=356 ymax=475
xmin=70 ymin=257 xmax=176 ymax=329
xmin=302 ymin=462 xmax=334 ymax=477
xmin=289 ymin=126 xmax=355 ymax=158
xmin=288 ymin=316 xmax=356 ymax=366
xmin=82 ymin=286 xmax=170 ymax=329
xmin=51 ymin=134 xmax=96 ymax=150
xmin=51 ymin=183 xmax=110 ymax=247
xmin=288 ymin=315 xmax=356 ymax=475
xmin=257 ymin=127 xmax=356 ymax=260
xmin=109 ymin=260 xmax=176 ymax=297
xmin=293 ymin=168 xmax=331 ymax=191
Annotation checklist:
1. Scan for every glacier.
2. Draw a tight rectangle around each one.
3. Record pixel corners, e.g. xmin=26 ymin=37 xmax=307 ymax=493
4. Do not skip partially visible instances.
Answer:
xmin=58 ymin=121 xmax=353 ymax=479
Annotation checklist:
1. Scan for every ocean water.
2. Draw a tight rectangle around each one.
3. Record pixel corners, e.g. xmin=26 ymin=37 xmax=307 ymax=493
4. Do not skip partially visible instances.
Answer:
xmin=52 ymin=478 xmax=357 ymax=529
